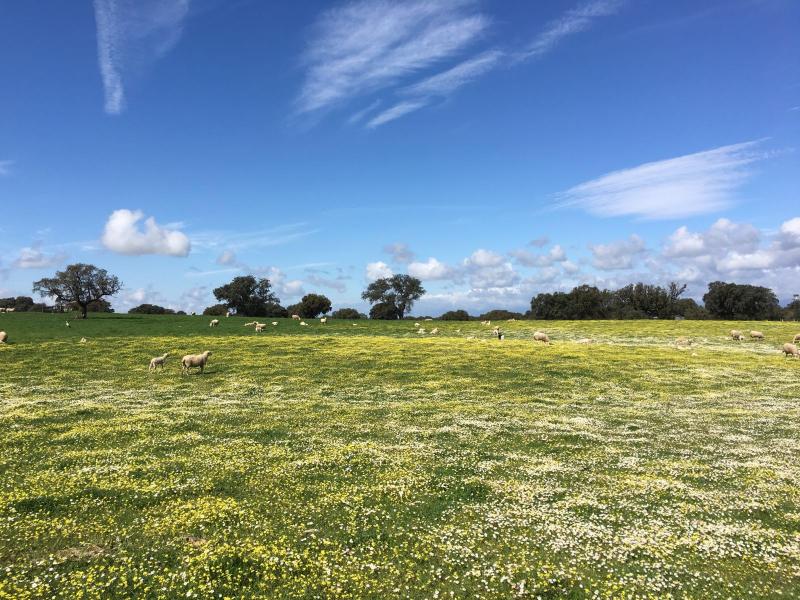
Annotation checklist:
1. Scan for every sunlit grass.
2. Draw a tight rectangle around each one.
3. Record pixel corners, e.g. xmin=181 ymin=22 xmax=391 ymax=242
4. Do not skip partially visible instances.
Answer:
xmin=0 ymin=313 xmax=798 ymax=598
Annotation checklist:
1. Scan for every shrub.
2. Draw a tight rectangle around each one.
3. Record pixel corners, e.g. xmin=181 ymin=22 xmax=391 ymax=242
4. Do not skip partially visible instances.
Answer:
xmin=440 ymin=309 xmax=471 ymax=321
xmin=203 ymin=304 xmax=228 ymax=316
xmin=331 ymin=308 xmax=365 ymax=319
xmin=129 ymin=303 xmax=175 ymax=315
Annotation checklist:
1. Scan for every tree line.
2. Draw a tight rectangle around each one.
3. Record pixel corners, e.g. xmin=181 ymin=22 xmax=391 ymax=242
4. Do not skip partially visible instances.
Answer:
xmin=14 ymin=263 xmax=800 ymax=321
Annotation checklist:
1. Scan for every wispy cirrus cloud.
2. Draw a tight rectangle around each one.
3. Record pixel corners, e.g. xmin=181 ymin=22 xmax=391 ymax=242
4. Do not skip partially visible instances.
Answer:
xmin=93 ymin=0 xmax=191 ymax=114
xmin=297 ymin=0 xmax=489 ymax=116
xmin=520 ymin=0 xmax=623 ymax=61
xmin=555 ymin=140 xmax=768 ymax=220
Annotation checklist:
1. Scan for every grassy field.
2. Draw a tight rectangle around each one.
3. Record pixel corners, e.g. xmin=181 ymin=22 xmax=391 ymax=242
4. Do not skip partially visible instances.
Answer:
xmin=0 ymin=312 xmax=798 ymax=598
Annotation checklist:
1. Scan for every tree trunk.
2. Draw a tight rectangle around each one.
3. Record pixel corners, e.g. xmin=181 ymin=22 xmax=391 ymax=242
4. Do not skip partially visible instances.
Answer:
xmin=80 ymin=302 xmax=88 ymax=319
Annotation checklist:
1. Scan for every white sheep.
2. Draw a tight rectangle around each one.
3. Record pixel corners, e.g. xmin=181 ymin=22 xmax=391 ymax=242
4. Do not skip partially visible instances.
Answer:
xmin=793 ymin=333 xmax=800 ymax=343
xmin=291 ymin=314 xmax=301 ymax=320
xmin=149 ymin=353 xmax=169 ymax=371
xmin=271 ymin=322 xmax=278 ymax=326
xmin=430 ymin=327 xmax=439 ymax=335
xmin=244 ymin=321 xmax=256 ymax=327
xmin=320 ymin=317 xmax=327 ymax=324
xmin=414 ymin=322 xmax=420 ymax=327
xmin=181 ymin=350 xmax=212 ymax=374
xmin=79 ymin=337 xmax=87 ymax=344
xmin=417 ymin=328 xmax=426 ymax=334
xmin=481 ymin=320 xmax=491 ymax=326
xmin=533 ymin=331 xmax=550 ymax=344
xmin=5 ymin=308 xmax=14 ymax=313
xmin=750 ymin=330 xmax=764 ymax=340
xmin=730 ymin=329 xmax=743 ymax=341
xmin=782 ymin=343 xmax=799 ymax=358
xmin=209 ymin=319 xmax=220 ymax=327
xmin=0 ymin=331 xmax=7 ymax=344
xmin=300 ymin=321 xmax=308 ymax=326
xmin=254 ymin=323 xmax=266 ymax=332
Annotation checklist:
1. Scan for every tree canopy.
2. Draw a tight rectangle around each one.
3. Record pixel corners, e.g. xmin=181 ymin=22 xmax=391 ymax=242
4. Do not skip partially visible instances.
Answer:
xmin=128 ymin=303 xmax=175 ymax=315
xmin=32 ymin=263 xmax=121 ymax=318
xmin=212 ymin=275 xmax=282 ymax=317
xmin=440 ymin=309 xmax=471 ymax=321
xmin=703 ymin=281 xmax=781 ymax=320
xmin=294 ymin=293 xmax=332 ymax=318
xmin=331 ymin=308 xmax=366 ymax=319
xmin=362 ymin=275 xmax=425 ymax=319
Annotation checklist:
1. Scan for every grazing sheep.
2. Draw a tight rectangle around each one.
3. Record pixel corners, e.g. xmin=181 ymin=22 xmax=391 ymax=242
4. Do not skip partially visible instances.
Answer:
xmin=417 ymin=328 xmax=426 ymax=334
xmin=5 ymin=308 xmax=14 ymax=313
xmin=533 ymin=331 xmax=550 ymax=344
xmin=430 ymin=327 xmax=439 ymax=335
xmin=676 ymin=336 xmax=692 ymax=346
xmin=481 ymin=320 xmax=491 ymax=326
xmin=414 ymin=322 xmax=420 ymax=327
xmin=300 ymin=321 xmax=308 ymax=326
xmin=782 ymin=343 xmax=800 ymax=358
xmin=320 ymin=317 xmax=327 ymax=324
xmin=149 ymin=353 xmax=169 ymax=371
xmin=244 ymin=321 xmax=256 ymax=327
xmin=254 ymin=323 xmax=266 ymax=332
xmin=495 ymin=329 xmax=504 ymax=341
xmin=750 ymin=330 xmax=764 ymax=340
xmin=0 ymin=331 xmax=7 ymax=344
xmin=291 ymin=314 xmax=301 ymax=320
xmin=181 ymin=351 xmax=212 ymax=374
xmin=79 ymin=337 xmax=87 ymax=344
xmin=271 ymin=322 xmax=278 ymax=326
xmin=209 ymin=319 xmax=220 ymax=327
xmin=793 ymin=333 xmax=800 ymax=343
xmin=730 ymin=329 xmax=743 ymax=341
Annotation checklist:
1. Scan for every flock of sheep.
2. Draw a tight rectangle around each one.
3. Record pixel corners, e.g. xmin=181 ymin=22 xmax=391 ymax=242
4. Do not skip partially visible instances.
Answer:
xmin=729 ymin=329 xmax=800 ymax=358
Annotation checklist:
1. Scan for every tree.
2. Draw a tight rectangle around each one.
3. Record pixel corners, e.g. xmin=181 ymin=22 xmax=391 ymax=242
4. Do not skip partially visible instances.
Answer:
xmin=362 ymin=275 xmax=425 ymax=319
xmin=703 ymin=281 xmax=781 ymax=320
xmin=296 ymin=293 xmax=332 ymax=318
xmin=33 ymin=263 xmax=121 ymax=319
xmin=784 ymin=299 xmax=800 ymax=321
xmin=369 ymin=302 xmax=401 ymax=320
xmin=129 ymin=303 xmax=175 ymax=315
xmin=203 ymin=304 xmax=228 ymax=316
xmin=331 ymin=308 xmax=365 ymax=319
xmin=0 ymin=296 xmax=35 ymax=312
xmin=69 ymin=298 xmax=114 ymax=313
xmin=212 ymin=275 xmax=280 ymax=317
xmin=440 ymin=309 xmax=471 ymax=321
xmin=479 ymin=309 xmax=524 ymax=321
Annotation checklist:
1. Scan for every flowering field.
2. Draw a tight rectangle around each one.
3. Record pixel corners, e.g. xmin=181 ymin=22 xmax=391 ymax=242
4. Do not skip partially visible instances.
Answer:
xmin=0 ymin=313 xmax=798 ymax=598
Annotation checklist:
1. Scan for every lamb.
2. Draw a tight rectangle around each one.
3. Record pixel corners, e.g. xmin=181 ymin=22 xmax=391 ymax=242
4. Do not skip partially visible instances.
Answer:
xmin=209 ymin=319 xmax=220 ymax=327
xmin=730 ymin=329 xmax=743 ymax=341
xmin=750 ymin=330 xmax=764 ymax=340
xmin=533 ymin=331 xmax=550 ymax=344
xmin=181 ymin=350 xmax=212 ymax=374
xmin=320 ymin=317 xmax=327 ymax=324
xmin=0 ymin=331 xmax=7 ymax=344
xmin=149 ymin=353 xmax=169 ymax=371
xmin=291 ymin=314 xmax=301 ymax=320
xmin=782 ymin=343 xmax=800 ymax=358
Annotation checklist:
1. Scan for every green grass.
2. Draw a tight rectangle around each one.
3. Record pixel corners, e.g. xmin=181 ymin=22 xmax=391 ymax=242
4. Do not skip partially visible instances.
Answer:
xmin=0 ymin=313 xmax=798 ymax=598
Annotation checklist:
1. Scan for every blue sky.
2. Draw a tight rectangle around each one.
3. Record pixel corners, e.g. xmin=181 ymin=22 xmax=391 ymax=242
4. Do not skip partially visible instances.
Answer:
xmin=1 ymin=0 xmax=799 ymax=314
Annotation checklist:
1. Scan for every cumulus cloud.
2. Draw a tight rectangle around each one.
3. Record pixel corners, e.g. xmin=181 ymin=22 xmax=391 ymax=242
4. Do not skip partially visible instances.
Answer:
xmin=11 ymin=244 xmax=67 ymax=269
xmin=216 ymin=250 xmax=237 ymax=265
xmin=589 ymin=235 xmax=646 ymax=270
xmin=463 ymin=249 xmax=519 ymax=288
xmin=509 ymin=244 xmax=567 ymax=267
xmin=93 ymin=0 xmax=191 ymax=115
xmin=365 ymin=261 xmax=393 ymax=281
xmin=556 ymin=140 xmax=767 ymax=219
xmin=383 ymin=242 xmax=415 ymax=264
xmin=407 ymin=257 xmax=458 ymax=280
xmin=101 ymin=209 xmax=191 ymax=256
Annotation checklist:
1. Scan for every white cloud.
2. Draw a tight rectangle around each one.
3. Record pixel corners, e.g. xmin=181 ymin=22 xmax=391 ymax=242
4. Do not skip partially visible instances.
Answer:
xmin=383 ymin=242 xmax=415 ymax=264
xmin=779 ymin=217 xmax=800 ymax=249
xmin=401 ymin=49 xmax=503 ymax=97
xmin=365 ymin=260 xmax=393 ymax=281
xmin=216 ymin=250 xmax=236 ymax=265
xmin=93 ymin=0 xmax=191 ymax=115
xmin=366 ymin=100 xmax=430 ymax=128
xmin=0 ymin=160 xmax=13 ymax=176
xmin=509 ymin=244 xmax=567 ymax=267
xmin=521 ymin=0 xmax=623 ymax=60
xmin=101 ymin=209 xmax=191 ymax=256
xmin=463 ymin=250 xmax=519 ymax=288
xmin=589 ymin=234 xmax=645 ymax=270
xmin=556 ymin=140 xmax=766 ymax=219
xmin=11 ymin=245 xmax=67 ymax=269
xmin=407 ymin=257 xmax=457 ymax=280
xmin=297 ymin=0 xmax=488 ymax=115
xmin=464 ymin=248 xmax=505 ymax=268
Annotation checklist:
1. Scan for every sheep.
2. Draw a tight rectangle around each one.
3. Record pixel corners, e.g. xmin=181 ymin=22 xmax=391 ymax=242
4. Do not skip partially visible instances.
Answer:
xmin=271 ymin=322 xmax=278 ymax=326
xmin=254 ymin=323 xmax=266 ymax=332
xmin=209 ymin=319 xmax=220 ymax=327
xmin=244 ymin=321 xmax=257 ymax=327
xmin=320 ymin=317 xmax=327 ymax=324
xmin=0 ymin=331 xmax=7 ymax=344
xmin=5 ymin=308 xmax=14 ymax=313
xmin=494 ymin=329 xmax=504 ymax=341
xmin=507 ymin=318 xmax=516 ymax=322
xmin=417 ymin=328 xmax=426 ymax=334
xmin=533 ymin=331 xmax=550 ymax=344
xmin=149 ymin=352 xmax=169 ymax=371
xmin=782 ymin=343 xmax=800 ymax=358
xmin=750 ymin=330 xmax=764 ymax=340
xmin=481 ymin=320 xmax=491 ymax=326
xmin=675 ymin=336 xmax=692 ymax=346
xmin=730 ymin=329 xmax=743 ymax=341
xmin=0 ymin=308 xmax=5 ymax=313
xmin=79 ymin=337 xmax=87 ymax=344
xmin=793 ymin=333 xmax=800 ymax=343
xmin=65 ymin=321 xmax=70 ymax=328
xmin=430 ymin=327 xmax=439 ymax=335
xmin=291 ymin=314 xmax=301 ymax=320
xmin=424 ymin=318 xmax=433 ymax=322
xmin=181 ymin=350 xmax=212 ymax=374
xmin=414 ymin=322 xmax=420 ymax=327
xmin=225 ymin=312 xmax=231 ymax=318
xmin=300 ymin=321 xmax=308 ymax=326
